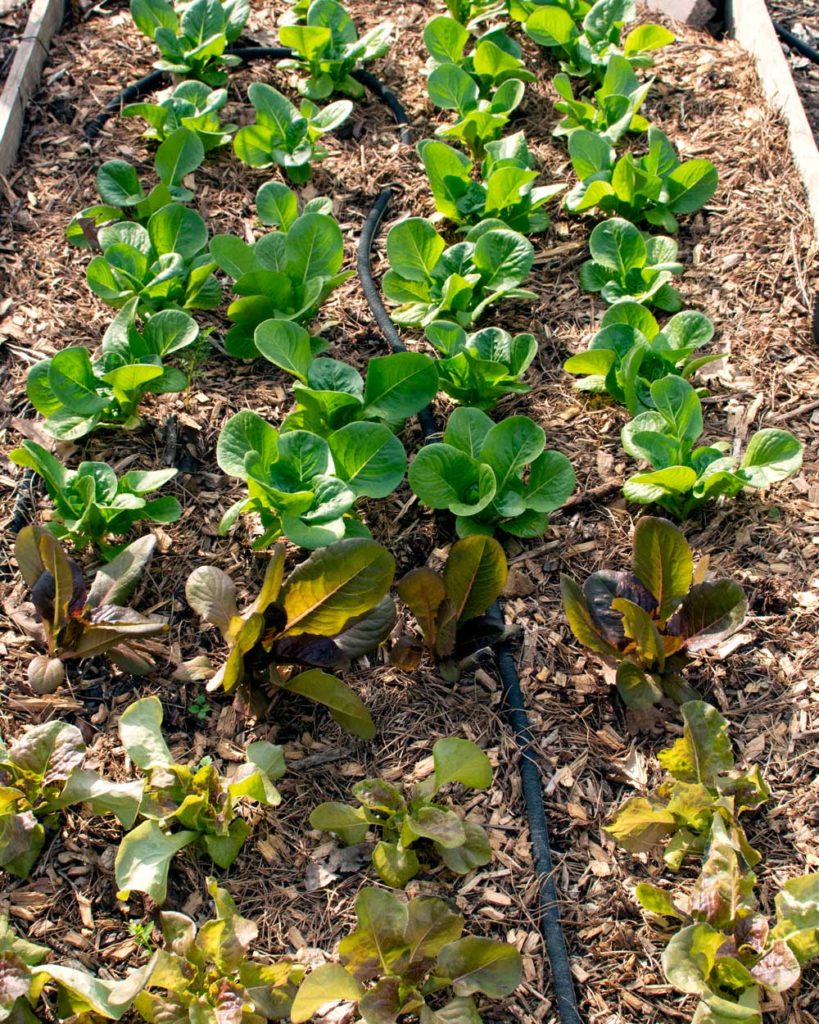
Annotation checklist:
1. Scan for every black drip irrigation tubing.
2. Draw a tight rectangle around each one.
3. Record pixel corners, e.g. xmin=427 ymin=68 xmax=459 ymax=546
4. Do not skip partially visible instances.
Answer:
xmin=772 ymin=21 xmax=819 ymax=66
xmin=358 ymin=189 xmax=583 ymax=1024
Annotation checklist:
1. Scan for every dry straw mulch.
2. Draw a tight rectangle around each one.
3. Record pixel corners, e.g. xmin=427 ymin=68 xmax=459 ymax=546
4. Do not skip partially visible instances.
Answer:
xmin=0 ymin=1 xmax=818 ymax=1022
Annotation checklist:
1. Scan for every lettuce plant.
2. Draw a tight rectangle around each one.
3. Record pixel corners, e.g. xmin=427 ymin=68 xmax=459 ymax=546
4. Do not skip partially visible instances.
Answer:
xmin=184 ymin=540 xmax=396 ymax=739
xmin=26 ymin=298 xmax=200 ymax=440
xmin=130 ymin=0 xmax=248 ymax=85
xmin=134 ymin=878 xmax=305 ymax=1022
xmin=508 ymin=0 xmax=590 ymax=24
xmin=564 ymin=301 xmax=721 ymax=414
xmin=392 ymin=535 xmax=508 ymax=678
xmin=418 ymin=132 xmax=565 ymax=233
xmin=291 ymin=887 xmax=522 ymax=1023
xmin=14 ymin=526 xmax=168 ymax=694
xmin=122 ymin=81 xmax=236 ymax=150
xmin=409 ymin=407 xmax=575 ymax=538
xmin=217 ymin=411 xmax=405 ymax=548
xmin=524 ymin=0 xmax=674 ymax=85
xmin=115 ymin=696 xmax=285 ymax=904
xmin=553 ymin=53 xmax=651 ymax=141
xmin=579 ymin=218 xmax=683 ymax=311
xmin=424 ymin=17 xmax=535 ymax=95
xmin=209 ymin=182 xmax=352 ymax=357
xmin=9 ymin=441 xmax=180 ymax=554
xmin=565 ymin=126 xmax=719 ymax=231
xmin=622 ymin=377 xmax=804 ymax=519
xmin=427 ymin=64 xmax=526 ymax=158
xmin=279 ymin=0 xmax=393 ymax=99
xmin=233 ymin=83 xmax=352 ymax=182
xmin=311 ymin=738 xmax=493 ymax=887
xmin=0 ymin=719 xmax=142 ymax=878
xmin=66 ymin=126 xmax=205 ymax=248
xmin=424 ymin=320 xmax=537 ymax=409
xmin=443 ymin=0 xmax=505 ymax=27
xmin=255 ymin=320 xmax=438 ymax=434
xmin=86 ymin=203 xmax=220 ymax=314
xmin=560 ymin=516 xmax=748 ymax=709
xmin=383 ymin=218 xmax=535 ymax=328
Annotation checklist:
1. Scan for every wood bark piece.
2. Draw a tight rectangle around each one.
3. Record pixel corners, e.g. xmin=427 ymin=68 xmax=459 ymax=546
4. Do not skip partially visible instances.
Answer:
xmin=727 ymin=0 xmax=819 ymax=243
xmin=645 ymin=0 xmax=716 ymax=28
xmin=0 ymin=0 xmax=65 ymax=177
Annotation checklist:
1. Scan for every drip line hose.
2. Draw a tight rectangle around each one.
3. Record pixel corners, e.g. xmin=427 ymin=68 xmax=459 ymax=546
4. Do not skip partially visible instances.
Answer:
xmin=772 ymin=21 xmax=819 ymax=66
xmin=358 ymin=188 xmax=583 ymax=1024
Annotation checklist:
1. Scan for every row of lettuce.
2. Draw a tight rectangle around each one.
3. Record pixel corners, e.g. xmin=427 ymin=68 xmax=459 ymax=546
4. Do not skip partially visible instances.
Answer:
xmin=4 ymin=0 xmax=818 ymax=1023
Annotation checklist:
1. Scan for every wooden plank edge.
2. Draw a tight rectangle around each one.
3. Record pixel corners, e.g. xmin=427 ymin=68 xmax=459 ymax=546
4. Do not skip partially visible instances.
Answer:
xmin=726 ymin=0 xmax=819 ymax=244
xmin=0 ymin=0 xmax=66 ymax=178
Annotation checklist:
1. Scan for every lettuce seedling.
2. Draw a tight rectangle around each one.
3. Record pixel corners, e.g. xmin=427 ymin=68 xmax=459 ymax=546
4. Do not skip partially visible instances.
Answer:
xmin=255 ymin=320 xmax=438 ymax=434
xmin=130 ymin=0 xmax=248 ymax=85
xmin=209 ymin=182 xmax=353 ymax=357
xmin=564 ymin=301 xmax=722 ymax=414
xmin=9 ymin=441 xmax=180 ymax=554
xmin=217 ymin=410 xmax=405 ymax=548
xmin=579 ymin=218 xmax=683 ymax=311
xmin=184 ymin=540 xmax=396 ymax=739
xmin=0 ymin=719 xmax=142 ymax=878
xmin=66 ymin=126 xmax=205 ymax=248
xmin=14 ymin=526 xmax=168 ymax=694
xmin=425 ymin=320 xmax=537 ymax=410
xmin=122 ymin=81 xmax=237 ymax=150
xmin=622 ymin=377 xmax=804 ymax=519
xmin=115 ymin=696 xmax=285 ymax=904
xmin=279 ymin=0 xmax=393 ymax=99
xmin=291 ymin=887 xmax=522 ymax=1022
xmin=233 ymin=82 xmax=352 ymax=182
xmin=409 ymin=407 xmax=575 ymax=538
xmin=565 ymin=126 xmax=719 ymax=231
xmin=443 ymin=0 xmax=505 ymax=27
xmin=383 ymin=218 xmax=535 ymax=328
xmin=508 ymin=0 xmax=590 ymax=24
xmin=424 ymin=17 xmax=536 ymax=95
xmin=525 ymin=0 xmax=674 ymax=85
xmin=311 ymin=737 xmax=493 ymax=887
xmin=553 ymin=53 xmax=651 ymax=142
xmin=86 ymin=203 xmax=220 ymax=314
xmin=392 ymin=535 xmax=508 ymax=678
xmin=427 ymin=63 xmax=526 ymax=158
xmin=560 ymin=516 xmax=748 ymax=709
xmin=26 ymin=298 xmax=199 ymax=439
xmin=418 ymin=132 xmax=566 ymax=233
xmin=134 ymin=877 xmax=305 ymax=1022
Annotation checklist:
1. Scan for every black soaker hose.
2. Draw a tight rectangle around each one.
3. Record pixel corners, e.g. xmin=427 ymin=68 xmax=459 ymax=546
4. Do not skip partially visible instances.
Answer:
xmin=773 ymin=21 xmax=819 ymax=66
xmin=358 ymin=190 xmax=583 ymax=1024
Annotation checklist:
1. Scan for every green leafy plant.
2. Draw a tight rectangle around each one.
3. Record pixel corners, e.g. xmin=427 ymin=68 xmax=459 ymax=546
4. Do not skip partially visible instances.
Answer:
xmin=424 ymin=17 xmax=535 ymax=95
xmin=291 ymin=887 xmax=522 ymax=1022
xmin=134 ymin=877 xmax=304 ymax=1021
xmin=66 ymin=127 xmax=205 ymax=249
xmin=524 ymin=0 xmax=674 ymax=85
xmin=508 ymin=0 xmax=591 ymax=24
xmin=311 ymin=737 xmax=493 ymax=887
xmin=426 ymin=63 xmax=526 ymax=158
xmin=255 ymin=320 xmax=438 ymax=434
xmin=114 ymin=696 xmax=285 ymax=904
xmin=279 ymin=0 xmax=393 ymax=99
xmin=0 ymin=719 xmax=142 ymax=878
xmin=130 ymin=0 xmax=248 ymax=86
xmin=424 ymin=320 xmax=538 ymax=410
xmin=233 ymin=83 xmax=352 ymax=182
xmin=85 ymin=203 xmax=220 ymax=314
xmin=553 ymin=53 xmax=650 ymax=141
xmin=418 ymin=132 xmax=565 ymax=234
xmin=14 ymin=526 xmax=168 ymax=694
xmin=563 ymin=301 xmax=721 ymax=414
xmin=188 ymin=693 xmax=211 ymax=721
xmin=560 ymin=516 xmax=748 ymax=709
xmin=409 ymin=407 xmax=575 ymax=538
xmin=122 ymin=81 xmax=237 ymax=150
xmin=392 ymin=535 xmax=508 ymax=678
xmin=26 ymin=298 xmax=200 ymax=440
xmin=565 ymin=126 xmax=718 ymax=231
xmin=9 ymin=441 xmax=181 ymax=555
xmin=383 ymin=218 xmax=535 ymax=328
xmin=579 ymin=218 xmax=683 ymax=311
xmin=209 ymin=182 xmax=352 ymax=357
xmin=216 ymin=410 xmax=405 ymax=548
xmin=622 ymin=377 xmax=804 ymax=519
xmin=184 ymin=539 xmax=396 ymax=739
xmin=443 ymin=0 xmax=505 ymax=28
